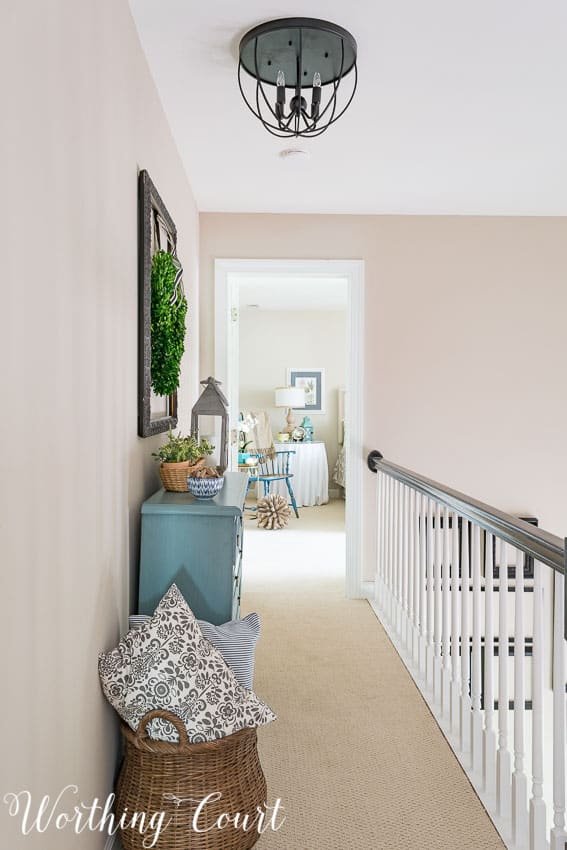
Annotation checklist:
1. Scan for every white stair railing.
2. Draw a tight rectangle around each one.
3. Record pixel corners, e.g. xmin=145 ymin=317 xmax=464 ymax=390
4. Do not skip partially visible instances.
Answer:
xmin=368 ymin=451 xmax=566 ymax=850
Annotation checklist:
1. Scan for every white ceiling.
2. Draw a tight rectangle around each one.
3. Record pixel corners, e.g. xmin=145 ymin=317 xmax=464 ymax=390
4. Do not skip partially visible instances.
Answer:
xmin=237 ymin=274 xmax=347 ymax=311
xmin=130 ymin=1 xmax=567 ymax=215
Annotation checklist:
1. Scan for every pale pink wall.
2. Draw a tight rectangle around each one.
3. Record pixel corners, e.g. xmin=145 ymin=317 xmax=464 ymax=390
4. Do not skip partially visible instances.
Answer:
xmin=0 ymin=2 xmax=199 ymax=846
xmin=200 ymin=214 xmax=567 ymax=581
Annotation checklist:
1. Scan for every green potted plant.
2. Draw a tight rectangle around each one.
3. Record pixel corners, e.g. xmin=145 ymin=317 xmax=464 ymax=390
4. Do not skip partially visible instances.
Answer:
xmin=152 ymin=431 xmax=214 ymax=492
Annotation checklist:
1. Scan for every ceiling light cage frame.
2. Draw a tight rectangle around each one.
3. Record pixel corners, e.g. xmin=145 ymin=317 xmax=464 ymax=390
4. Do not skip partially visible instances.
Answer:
xmin=238 ymin=17 xmax=358 ymax=139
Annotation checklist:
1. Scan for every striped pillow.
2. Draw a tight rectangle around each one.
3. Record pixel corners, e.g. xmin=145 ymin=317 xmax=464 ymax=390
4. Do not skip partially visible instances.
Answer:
xmin=128 ymin=612 xmax=260 ymax=690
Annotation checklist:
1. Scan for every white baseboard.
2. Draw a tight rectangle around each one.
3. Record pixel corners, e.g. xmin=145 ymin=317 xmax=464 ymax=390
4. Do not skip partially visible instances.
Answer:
xmin=361 ymin=580 xmax=375 ymax=599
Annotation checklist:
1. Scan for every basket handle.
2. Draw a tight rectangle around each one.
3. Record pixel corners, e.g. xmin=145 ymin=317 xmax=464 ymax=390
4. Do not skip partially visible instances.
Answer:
xmin=134 ymin=709 xmax=189 ymax=747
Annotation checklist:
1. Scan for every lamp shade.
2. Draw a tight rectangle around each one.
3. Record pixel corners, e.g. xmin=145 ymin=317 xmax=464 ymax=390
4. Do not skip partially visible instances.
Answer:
xmin=274 ymin=386 xmax=305 ymax=409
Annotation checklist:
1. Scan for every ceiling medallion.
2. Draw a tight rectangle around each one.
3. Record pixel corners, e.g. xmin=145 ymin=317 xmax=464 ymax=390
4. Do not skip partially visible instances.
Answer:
xmin=238 ymin=17 xmax=358 ymax=138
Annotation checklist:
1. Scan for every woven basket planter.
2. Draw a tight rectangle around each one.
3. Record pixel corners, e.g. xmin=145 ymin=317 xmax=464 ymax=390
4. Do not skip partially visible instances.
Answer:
xmin=116 ymin=710 xmax=267 ymax=850
xmin=159 ymin=457 xmax=206 ymax=492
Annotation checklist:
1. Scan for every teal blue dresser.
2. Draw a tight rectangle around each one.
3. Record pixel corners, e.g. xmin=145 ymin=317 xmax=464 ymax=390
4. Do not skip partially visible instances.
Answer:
xmin=138 ymin=472 xmax=247 ymax=624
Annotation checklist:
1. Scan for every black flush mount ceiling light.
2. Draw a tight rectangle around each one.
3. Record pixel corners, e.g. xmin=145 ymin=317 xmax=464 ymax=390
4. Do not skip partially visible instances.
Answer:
xmin=238 ymin=17 xmax=357 ymax=138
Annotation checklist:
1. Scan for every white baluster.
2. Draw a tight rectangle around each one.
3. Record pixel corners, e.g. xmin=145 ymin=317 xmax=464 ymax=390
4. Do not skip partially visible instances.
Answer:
xmin=388 ymin=478 xmax=396 ymax=626
xmin=418 ymin=493 xmax=428 ymax=677
xmin=512 ymin=547 xmax=528 ymax=845
xmin=550 ymin=568 xmax=566 ymax=850
xmin=402 ymin=484 xmax=410 ymax=650
xmin=396 ymin=480 xmax=403 ymax=635
xmin=529 ymin=561 xmax=546 ymax=850
xmin=412 ymin=489 xmax=421 ymax=665
xmin=382 ymin=475 xmax=389 ymax=618
xmin=391 ymin=479 xmax=398 ymax=627
xmin=483 ymin=532 xmax=497 ymax=795
xmin=392 ymin=477 xmax=399 ymax=627
xmin=433 ymin=501 xmax=443 ymax=705
xmin=381 ymin=473 xmax=388 ymax=610
xmin=407 ymin=487 xmax=415 ymax=660
xmin=380 ymin=473 xmax=387 ymax=605
xmin=374 ymin=472 xmax=382 ymax=604
xmin=471 ymin=524 xmax=483 ymax=775
xmin=389 ymin=477 xmax=397 ymax=625
xmin=398 ymin=482 xmax=405 ymax=640
xmin=497 ymin=539 xmax=512 ymax=819
xmin=460 ymin=519 xmax=472 ymax=757
xmin=378 ymin=474 xmax=385 ymax=613
xmin=450 ymin=511 xmax=461 ymax=737
xmin=426 ymin=498 xmax=435 ymax=691
xmin=442 ymin=505 xmax=451 ymax=719
xmin=387 ymin=476 xmax=394 ymax=622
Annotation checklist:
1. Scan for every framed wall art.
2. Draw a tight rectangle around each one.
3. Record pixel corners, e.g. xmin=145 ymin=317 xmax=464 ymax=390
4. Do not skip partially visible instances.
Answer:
xmin=138 ymin=169 xmax=187 ymax=437
xmin=286 ymin=368 xmax=326 ymax=414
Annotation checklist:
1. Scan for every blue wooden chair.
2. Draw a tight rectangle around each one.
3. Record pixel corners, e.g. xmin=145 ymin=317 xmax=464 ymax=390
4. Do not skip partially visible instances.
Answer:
xmin=245 ymin=449 xmax=299 ymax=518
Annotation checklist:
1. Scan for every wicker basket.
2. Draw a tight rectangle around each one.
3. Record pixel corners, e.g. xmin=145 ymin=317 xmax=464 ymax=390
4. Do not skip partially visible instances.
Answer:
xmin=159 ymin=458 xmax=206 ymax=492
xmin=116 ymin=710 xmax=267 ymax=850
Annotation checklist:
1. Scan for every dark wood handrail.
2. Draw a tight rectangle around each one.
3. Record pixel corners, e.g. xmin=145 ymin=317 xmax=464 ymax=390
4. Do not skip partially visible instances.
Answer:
xmin=367 ymin=450 xmax=564 ymax=577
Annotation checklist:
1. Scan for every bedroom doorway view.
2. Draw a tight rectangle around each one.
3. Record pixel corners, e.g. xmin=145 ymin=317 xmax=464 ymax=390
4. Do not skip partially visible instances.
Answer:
xmin=239 ymin=274 xmax=347 ymax=590
xmin=214 ymin=259 xmax=365 ymax=599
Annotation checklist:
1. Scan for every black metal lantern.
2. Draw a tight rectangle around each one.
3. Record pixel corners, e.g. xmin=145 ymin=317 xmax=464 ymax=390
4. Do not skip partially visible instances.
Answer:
xmin=191 ymin=377 xmax=230 ymax=472
xmin=238 ymin=17 xmax=357 ymax=138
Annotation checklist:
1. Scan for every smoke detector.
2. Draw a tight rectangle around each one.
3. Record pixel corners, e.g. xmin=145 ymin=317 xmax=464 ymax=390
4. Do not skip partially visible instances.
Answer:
xmin=279 ymin=148 xmax=311 ymax=161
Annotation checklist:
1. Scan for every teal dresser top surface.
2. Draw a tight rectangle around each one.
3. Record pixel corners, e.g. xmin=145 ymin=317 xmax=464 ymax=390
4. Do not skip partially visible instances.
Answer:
xmin=142 ymin=471 xmax=248 ymax=516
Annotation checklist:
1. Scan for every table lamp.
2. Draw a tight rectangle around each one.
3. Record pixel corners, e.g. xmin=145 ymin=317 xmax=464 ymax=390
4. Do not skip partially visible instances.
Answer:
xmin=275 ymin=386 xmax=305 ymax=434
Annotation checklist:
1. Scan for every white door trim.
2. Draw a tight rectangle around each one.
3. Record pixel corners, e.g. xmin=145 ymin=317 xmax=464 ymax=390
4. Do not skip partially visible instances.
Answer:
xmin=214 ymin=258 xmax=365 ymax=598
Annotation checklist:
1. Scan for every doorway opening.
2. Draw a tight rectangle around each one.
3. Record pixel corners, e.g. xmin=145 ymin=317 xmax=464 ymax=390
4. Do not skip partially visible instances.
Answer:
xmin=214 ymin=259 xmax=365 ymax=598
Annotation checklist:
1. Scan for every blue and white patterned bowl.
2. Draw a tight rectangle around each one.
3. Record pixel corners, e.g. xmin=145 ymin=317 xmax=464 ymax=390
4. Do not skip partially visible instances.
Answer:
xmin=186 ymin=475 xmax=225 ymax=500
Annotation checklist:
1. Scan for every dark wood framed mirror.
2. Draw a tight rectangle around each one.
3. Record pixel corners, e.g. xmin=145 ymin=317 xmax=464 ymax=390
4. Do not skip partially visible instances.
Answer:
xmin=138 ymin=169 xmax=180 ymax=437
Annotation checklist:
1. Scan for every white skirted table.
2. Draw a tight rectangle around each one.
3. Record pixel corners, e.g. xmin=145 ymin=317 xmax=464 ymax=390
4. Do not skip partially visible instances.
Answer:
xmin=272 ymin=441 xmax=329 ymax=507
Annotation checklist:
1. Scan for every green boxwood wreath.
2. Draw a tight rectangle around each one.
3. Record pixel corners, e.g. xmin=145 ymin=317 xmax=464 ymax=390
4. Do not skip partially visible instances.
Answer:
xmin=150 ymin=250 xmax=188 ymax=397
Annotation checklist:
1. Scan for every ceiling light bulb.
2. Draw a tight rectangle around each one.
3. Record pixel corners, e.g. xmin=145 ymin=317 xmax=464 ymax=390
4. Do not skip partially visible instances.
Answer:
xmin=311 ymin=72 xmax=322 ymax=119
xmin=275 ymin=69 xmax=286 ymax=121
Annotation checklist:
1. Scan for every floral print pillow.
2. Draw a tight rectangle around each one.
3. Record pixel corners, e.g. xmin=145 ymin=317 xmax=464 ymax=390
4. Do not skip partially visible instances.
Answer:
xmin=98 ymin=583 xmax=276 ymax=743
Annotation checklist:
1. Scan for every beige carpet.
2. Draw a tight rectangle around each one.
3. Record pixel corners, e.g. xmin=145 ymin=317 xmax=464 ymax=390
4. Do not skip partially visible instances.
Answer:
xmin=242 ymin=500 xmax=505 ymax=850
